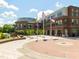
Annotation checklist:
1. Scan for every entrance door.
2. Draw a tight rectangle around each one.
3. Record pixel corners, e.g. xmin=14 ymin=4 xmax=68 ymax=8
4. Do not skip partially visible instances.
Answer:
xmin=47 ymin=30 xmax=50 ymax=35
xmin=57 ymin=30 xmax=62 ymax=36
xmin=52 ymin=30 xmax=55 ymax=35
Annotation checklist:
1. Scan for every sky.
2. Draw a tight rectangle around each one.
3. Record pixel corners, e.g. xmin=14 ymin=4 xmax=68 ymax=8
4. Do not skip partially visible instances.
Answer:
xmin=0 ymin=0 xmax=79 ymax=26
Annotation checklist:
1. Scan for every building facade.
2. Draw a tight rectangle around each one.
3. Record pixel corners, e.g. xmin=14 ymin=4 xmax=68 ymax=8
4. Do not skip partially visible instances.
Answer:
xmin=15 ymin=17 xmax=36 ymax=30
xmin=46 ymin=6 xmax=79 ymax=37
xmin=15 ymin=17 xmax=42 ymax=30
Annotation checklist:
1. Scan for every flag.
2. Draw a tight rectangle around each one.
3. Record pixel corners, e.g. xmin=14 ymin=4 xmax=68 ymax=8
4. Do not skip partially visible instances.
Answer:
xmin=51 ymin=19 xmax=55 ymax=22
xmin=49 ymin=16 xmax=55 ymax=22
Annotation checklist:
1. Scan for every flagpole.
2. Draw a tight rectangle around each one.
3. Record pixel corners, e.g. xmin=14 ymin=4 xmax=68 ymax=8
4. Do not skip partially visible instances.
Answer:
xmin=37 ymin=22 xmax=38 ymax=35
xmin=50 ymin=17 xmax=52 ymax=36
xmin=36 ymin=18 xmax=39 ymax=42
xmin=43 ymin=17 xmax=44 ymax=35
xmin=45 ymin=17 xmax=47 ymax=35
xmin=42 ymin=12 xmax=45 ymax=35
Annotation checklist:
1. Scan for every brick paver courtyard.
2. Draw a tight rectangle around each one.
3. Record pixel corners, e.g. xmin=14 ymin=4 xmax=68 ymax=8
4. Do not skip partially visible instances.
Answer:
xmin=0 ymin=36 xmax=79 ymax=59
xmin=26 ymin=36 xmax=79 ymax=59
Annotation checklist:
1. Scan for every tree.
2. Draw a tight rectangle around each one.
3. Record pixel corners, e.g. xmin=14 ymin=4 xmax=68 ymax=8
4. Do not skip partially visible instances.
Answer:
xmin=0 ymin=27 xmax=3 ymax=32
xmin=2 ymin=24 xmax=15 ymax=33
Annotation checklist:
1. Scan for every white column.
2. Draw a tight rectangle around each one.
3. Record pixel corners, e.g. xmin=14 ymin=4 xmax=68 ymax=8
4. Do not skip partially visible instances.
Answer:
xmin=45 ymin=30 xmax=47 ymax=35
xmin=50 ymin=20 xmax=52 ymax=36
xmin=50 ymin=26 xmax=52 ymax=36
xmin=62 ymin=30 xmax=65 ymax=37
xmin=21 ymin=24 xmax=22 ymax=29
xmin=37 ymin=22 xmax=39 ymax=35
xmin=55 ymin=30 xmax=57 ymax=36
xmin=65 ymin=29 xmax=68 ymax=37
xmin=42 ymin=16 xmax=45 ymax=35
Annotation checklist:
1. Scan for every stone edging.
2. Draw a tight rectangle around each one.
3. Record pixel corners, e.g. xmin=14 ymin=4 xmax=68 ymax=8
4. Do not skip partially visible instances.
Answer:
xmin=0 ymin=38 xmax=25 ymax=44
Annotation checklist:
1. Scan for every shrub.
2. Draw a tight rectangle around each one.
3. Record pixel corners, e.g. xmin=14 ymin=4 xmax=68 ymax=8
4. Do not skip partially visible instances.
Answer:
xmin=0 ymin=32 xmax=5 ymax=39
xmin=15 ymin=29 xmax=45 ymax=35
xmin=2 ymin=24 xmax=15 ymax=33
xmin=3 ymin=33 xmax=10 ymax=38
xmin=15 ymin=30 xmax=27 ymax=35
xmin=26 ymin=29 xmax=34 ymax=35
xmin=36 ymin=29 xmax=44 ymax=35
xmin=0 ymin=33 xmax=10 ymax=39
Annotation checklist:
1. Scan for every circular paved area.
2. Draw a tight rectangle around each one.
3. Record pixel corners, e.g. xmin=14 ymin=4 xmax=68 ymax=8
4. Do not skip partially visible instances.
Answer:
xmin=0 ymin=35 xmax=79 ymax=59
xmin=27 ymin=37 xmax=79 ymax=59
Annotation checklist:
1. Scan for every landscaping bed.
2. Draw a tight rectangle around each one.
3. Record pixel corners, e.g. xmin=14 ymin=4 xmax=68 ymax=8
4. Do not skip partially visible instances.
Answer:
xmin=0 ymin=36 xmax=26 ymax=44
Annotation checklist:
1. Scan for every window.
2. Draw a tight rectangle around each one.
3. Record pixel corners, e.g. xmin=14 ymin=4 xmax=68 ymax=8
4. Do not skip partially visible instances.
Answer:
xmin=27 ymin=24 xmax=32 ymax=29
xmin=57 ymin=12 xmax=62 ymax=17
xmin=72 ymin=8 xmax=74 ymax=12
xmin=56 ymin=20 xmax=62 ymax=26
xmin=76 ymin=9 xmax=78 ymax=12
xmin=52 ymin=15 xmax=55 ymax=18
xmin=51 ymin=16 xmax=54 ymax=19
xmin=72 ymin=29 xmax=78 ymax=33
xmin=23 ymin=25 xmax=26 ymax=27
xmin=63 ymin=19 xmax=67 ymax=25
xmin=71 ymin=8 xmax=79 ymax=16
xmin=72 ymin=19 xmax=78 ymax=25
xmin=72 ymin=8 xmax=78 ymax=12
xmin=72 ymin=12 xmax=79 ymax=16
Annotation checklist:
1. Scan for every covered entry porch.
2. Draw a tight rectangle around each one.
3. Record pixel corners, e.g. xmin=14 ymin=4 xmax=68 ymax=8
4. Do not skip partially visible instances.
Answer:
xmin=46 ymin=29 xmax=69 ymax=37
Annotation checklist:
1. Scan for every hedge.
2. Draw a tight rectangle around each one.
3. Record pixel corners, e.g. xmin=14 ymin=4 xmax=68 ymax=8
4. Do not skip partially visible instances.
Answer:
xmin=15 ymin=29 xmax=45 ymax=35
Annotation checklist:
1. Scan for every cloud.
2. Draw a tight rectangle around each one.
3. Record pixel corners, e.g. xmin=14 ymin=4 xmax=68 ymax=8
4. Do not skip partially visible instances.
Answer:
xmin=0 ymin=18 xmax=5 ymax=27
xmin=0 ymin=11 xmax=17 ymax=26
xmin=7 ymin=19 xmax=17 ymax=24
xmin=30 ymin=8 xmax=38 ymax=12
xmin=44 ymin=10 xmax=54 ymax=16
xmin=0 ymin=11 xmax=17 ymax=19
xmin=0 ymin=0 xmax=18 ymax=26
xmin=0 ymin=0 xmax=18 ymax=10
xmin=0 ymin=18 xmax=16 ymax=27
xmin=56 ymin=2 xmax=63 ymax=8
xmin=7 ymin=5 xmax=19 ymax=11
xmin=37 ymin=10 xmax=53 ymax=21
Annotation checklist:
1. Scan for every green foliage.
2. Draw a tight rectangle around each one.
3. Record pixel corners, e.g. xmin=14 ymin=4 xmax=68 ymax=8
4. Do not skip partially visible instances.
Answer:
xmin=15 ymin=29 xmax=35 ymax=35
xmin=0 ymin=33 xmax=5 ymax=39
xmin=0 ymin=32 xmax=5 ymax=39
xmin=0 ymin=32 xmax=10 ymax=39
xmin=36 ymin=29 xmax=44 ymax=35
xmin=2 ymin=24 xmax=15 ymax=33
xmin=3 ymin=33 xmax=10 ymax=38
xmin=15 ymin=29 xmax=44 ymax=35
xmin=0 ymin=27 xmax=3 ymax=32
xmin=26 ymin=29 xmax=35 ymax=35
xmin=15 ymin=30 xmax=26 ymax=35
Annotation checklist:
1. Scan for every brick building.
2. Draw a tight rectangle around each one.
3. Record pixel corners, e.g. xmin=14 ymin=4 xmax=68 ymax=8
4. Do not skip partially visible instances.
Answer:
xmin=46 ymin=6 xmax=79 ymax=37
xmin=15 ymin=17 xmax=36 ymax=30
xmin=15 ymin=17 xmax=42 ymax=30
